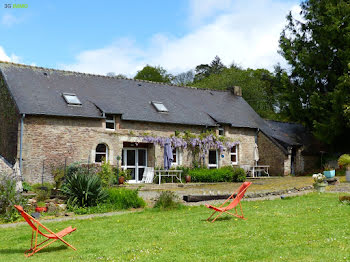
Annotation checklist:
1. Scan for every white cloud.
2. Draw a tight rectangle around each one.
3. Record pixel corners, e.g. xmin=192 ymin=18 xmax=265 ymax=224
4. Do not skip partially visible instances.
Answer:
xmin=0 ymin=46 xmax=20 ymax=63
xmin=1 ymin=14 xmax=21 ymax=26
xmin=63 ymin=0 xmax=300 ymax=76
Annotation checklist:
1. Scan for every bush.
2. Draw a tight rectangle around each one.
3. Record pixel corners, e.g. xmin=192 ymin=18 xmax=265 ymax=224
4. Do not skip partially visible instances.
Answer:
xmin=105 ymin=188 xmax=145 ymax=209
xmin=51 ymin=166 xmax=65 ymax=189
xmin=189 ymin=166 xmax=246 ymax=183
xmin=0 ymin=176 xmax=26 ymax=222
xmin=32 ymin=183 xmax=54 ymax=201
xmin=154 ymin=191 xmax=181 ymax=210
xmin=97 ymin=161 xmax=114 ymax=187
xmin=62 ymin=172 xmax=108 ymax=208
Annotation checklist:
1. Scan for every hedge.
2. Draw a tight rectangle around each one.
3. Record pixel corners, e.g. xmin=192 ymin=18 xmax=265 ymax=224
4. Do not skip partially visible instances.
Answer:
xmin=189 ymin=166 xmax=246 ymax=182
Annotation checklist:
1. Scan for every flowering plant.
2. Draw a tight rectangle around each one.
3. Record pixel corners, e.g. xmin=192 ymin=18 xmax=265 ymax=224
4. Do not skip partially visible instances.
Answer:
xmin=312 ymin=173 xmax=326 ymax=184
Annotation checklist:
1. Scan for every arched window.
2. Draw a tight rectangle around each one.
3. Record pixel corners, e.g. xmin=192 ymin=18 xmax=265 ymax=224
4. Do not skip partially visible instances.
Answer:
xmin=95 ymin=144 xmax=108 ymax=163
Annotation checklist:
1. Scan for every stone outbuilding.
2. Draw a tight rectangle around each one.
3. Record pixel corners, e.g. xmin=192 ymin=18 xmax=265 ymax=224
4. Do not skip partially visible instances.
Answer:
xmin=0 ymin=62 xmax=320 ymax=183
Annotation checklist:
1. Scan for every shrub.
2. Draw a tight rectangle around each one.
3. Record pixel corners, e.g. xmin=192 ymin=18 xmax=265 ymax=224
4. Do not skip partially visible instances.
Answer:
xmin=62 ymin=172 xmax=108 ymax=208
xmin=32 ymin=183 xmax=54 ymax=201
xmin=154 ymin=191 xmax=181 ymax=210
xmin=0 ymin=176 xmax=26 ymax=222
xmin=106 ymin=188 xmax=145 ymax=209
xmin=97 ymin=160 xmax=114 ymax=187
xmin=51 ymin=166 xmax=65 ymax=189
xmin=22 ymin=181 xmax=32 ymax=192
xmin=189 ymin=166 xmax=246 ymax=183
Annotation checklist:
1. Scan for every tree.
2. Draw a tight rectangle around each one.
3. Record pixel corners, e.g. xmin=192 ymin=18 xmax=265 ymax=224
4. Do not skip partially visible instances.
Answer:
xmin=194 ymin=56 xmax=226 ymax=82
xmin=134 ymin=65 xmax=173 ymax=83
xmin=279 ymin=0 xmax=350 ymax=149
xmin=172 ymin=70 xmax=194 ymax=86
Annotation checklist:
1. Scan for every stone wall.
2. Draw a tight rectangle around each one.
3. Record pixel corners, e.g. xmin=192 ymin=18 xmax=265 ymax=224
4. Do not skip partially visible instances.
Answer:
xmin=0 ymin=74 xmax=19 ymax=165
xmin=0 ymin=154 xmax=13 ymax=175
xmin=19 ymin=115 xmax=256 ymax=183
xmin=258 ymin=132 xmax=288 ymax=176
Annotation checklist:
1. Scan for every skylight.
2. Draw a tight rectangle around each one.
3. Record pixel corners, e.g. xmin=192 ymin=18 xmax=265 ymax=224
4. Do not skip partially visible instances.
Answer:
xmin=62 ymin=93 xmax=81 ymax=105
xmin=152 ymin=101 xmax=168 ymax=112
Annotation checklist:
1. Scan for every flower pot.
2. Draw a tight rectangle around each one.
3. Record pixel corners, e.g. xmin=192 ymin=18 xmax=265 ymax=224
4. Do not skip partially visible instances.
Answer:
xmin=346 ymin=168 xmax=350 ymax=182
xmin=118 ymin=176 xmax=125 ymax=185
xmin=323 ymin=170 xmax=335 ymax=178
xmin=314 ymin=182 xmax=327 ymax=193
xmin=35 ymin=207 xmax=47 ymax=213
xmin=185 ymin=175 xmax=191 ymax=183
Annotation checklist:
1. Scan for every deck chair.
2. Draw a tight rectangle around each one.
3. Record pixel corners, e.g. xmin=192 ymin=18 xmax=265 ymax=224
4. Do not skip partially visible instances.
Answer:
xmin=205 ymin=182 xmax=252 ymax=223
xmin=14 ymin=205 xmax=77 ymax=257
xmin=141 ymin=167 xmax=154 ymax=183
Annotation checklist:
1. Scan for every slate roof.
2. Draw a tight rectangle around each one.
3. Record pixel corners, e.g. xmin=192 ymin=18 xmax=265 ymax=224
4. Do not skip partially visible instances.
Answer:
xmin=0 ymin=62 xmax=320 ymax=155
xmin=0 ymin=62 xmax=264 ymax=128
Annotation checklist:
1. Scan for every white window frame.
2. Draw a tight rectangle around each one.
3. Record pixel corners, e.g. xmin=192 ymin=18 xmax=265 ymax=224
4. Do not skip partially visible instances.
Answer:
xmin=230 ymin=145 xmax=238 ymax=165
xmin=172 ymin=148 xmax=179 ymax=166
xmin=95 ymin=143 xmax=109 ymax=163
xmin=105 ymin=114 xmax=115 ymax=130
xmin=218 ymin=127 xmax=224 ymax=136
xmin=208 ymin=150 xmax=218 ymax=169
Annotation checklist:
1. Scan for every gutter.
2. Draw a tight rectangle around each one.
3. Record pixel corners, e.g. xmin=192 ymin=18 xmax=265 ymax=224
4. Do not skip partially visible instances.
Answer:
xmin=19 ymin=113 xmax=25 ymax=178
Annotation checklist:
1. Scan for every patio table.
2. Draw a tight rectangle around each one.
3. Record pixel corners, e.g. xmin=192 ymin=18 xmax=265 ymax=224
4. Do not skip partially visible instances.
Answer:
xmin=251 ymin=165 xmax=270 ymax=178
xmin=155 ymin=170 xmax=183 ymax=184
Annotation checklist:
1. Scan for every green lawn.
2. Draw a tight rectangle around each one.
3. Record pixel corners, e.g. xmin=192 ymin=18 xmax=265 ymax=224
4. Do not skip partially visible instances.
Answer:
xmin=1 ymin=193 xmax=350 ymax=261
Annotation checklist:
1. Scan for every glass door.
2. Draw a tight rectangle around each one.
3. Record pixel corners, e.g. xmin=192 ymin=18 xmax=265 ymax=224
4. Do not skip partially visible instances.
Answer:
xmin=122 ymin=148 xmax=147 ymax=183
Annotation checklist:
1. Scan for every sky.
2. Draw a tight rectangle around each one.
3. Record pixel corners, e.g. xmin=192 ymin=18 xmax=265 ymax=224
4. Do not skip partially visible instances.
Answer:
xmin=0 ymin=0 xmax=301 ymax=77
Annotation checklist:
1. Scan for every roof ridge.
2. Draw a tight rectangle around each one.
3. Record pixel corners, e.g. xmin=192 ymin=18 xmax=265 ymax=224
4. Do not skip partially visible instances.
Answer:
xmin=0 ymin=60 xmax=230 ymax=93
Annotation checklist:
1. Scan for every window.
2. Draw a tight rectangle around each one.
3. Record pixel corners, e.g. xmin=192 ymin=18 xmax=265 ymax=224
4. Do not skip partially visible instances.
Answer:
xmin=208 ymin=150 xmax=218 ymax=169
xmin=105 ymin=114 xmax=115 ymax=130
xmin=62 ymin=93 xmax=81 ymax=105
xmin=230 ymin=145 xmax=238 ymax=165
xmin=152 ymin=101 xmax=168 ymax=112
xmin=172 ymin=148 xmax=179 ymax=165
xmin=218 ymin=127 xmax=224 ymax=136
xmin=95 ymin=144 xmax=108 ymax=163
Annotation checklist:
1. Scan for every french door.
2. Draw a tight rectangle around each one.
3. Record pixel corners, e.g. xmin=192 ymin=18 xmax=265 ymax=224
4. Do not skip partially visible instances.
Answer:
xmin=122 ymin=148 xmax=147 ymax=183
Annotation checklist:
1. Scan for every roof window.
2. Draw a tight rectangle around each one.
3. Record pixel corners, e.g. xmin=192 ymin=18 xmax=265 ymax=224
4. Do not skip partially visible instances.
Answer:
xmin=152 ymin=101 xmax=168 ymax=112
xmin=62 ymin=93 xmax=82 ymax=105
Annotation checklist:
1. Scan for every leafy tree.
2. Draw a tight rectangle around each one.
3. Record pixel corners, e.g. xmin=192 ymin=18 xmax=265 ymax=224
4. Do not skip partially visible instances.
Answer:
xmin=172 ymin=70 xmax=194 ymax=86
xmin=194 ymin=56 xmax=226 ymax=82
xmin=279 ymin=0 xmax=350 ymax=148
xmin=134 ymin=65 xmax=173 ymax=83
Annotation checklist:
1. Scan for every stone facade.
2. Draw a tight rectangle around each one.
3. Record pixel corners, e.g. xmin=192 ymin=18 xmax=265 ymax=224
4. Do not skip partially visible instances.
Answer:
xmin=0 ymin=155 xmax=13 ymax=175
xmin=18 ymin=115 xmax=256 ymax=183
xmin=0 ymin=77 xmax=19 ymax=165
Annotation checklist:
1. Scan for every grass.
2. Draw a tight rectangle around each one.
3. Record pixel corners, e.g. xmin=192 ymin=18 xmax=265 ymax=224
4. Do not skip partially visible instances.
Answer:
xmin=1 ymin=193 xmax=350 ymax=261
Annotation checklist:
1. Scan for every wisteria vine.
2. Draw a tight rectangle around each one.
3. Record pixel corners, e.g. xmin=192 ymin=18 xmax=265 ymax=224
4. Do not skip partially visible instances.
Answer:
xmin=142 ymin=133 xmax=240 ymax=157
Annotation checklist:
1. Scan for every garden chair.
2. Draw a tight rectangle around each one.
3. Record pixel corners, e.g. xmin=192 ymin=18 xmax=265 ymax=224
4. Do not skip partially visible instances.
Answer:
xmin=141 ymin=167 xmax=155 ymax=183
xmin=14 ymin=205 xmax=77 ymax=257
xmin=205 ymin=181 xmax=252 ymax=223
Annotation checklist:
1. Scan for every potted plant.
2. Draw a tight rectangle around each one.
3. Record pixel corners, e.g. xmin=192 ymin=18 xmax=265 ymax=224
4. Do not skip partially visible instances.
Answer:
xmin=312 ymin=173 xmax=328 ymax=193
xmin=323 ymin=164 xmax=335 ymax=178
xmin=185 ymin=175 xmax=191 ymax=183
xmin=338 ymin=154 xmax=350 ymax=182
xmin=118 ymin=169 xmax=131 ymax=185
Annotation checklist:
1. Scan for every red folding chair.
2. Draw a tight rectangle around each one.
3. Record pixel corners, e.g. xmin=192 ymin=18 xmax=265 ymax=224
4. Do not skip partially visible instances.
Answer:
xmin=205 ymin=182 xmax=252 ymax=222
xmin=14 ymin=205 xmax=77 ymax=257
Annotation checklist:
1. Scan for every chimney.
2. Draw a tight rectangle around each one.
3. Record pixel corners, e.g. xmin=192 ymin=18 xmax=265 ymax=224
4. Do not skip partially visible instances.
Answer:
xmin=232 ymin=86 xmax=242 ymax=96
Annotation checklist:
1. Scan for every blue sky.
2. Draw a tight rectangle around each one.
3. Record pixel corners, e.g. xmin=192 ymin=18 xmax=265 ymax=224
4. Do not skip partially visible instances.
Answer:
xmin=0 ymin=0 xmax=300 ymax=76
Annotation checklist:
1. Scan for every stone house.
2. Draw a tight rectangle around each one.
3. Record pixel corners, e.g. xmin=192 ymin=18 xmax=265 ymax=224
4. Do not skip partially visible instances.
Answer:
xmin=0 ymin=62 xmax=320 ymax=183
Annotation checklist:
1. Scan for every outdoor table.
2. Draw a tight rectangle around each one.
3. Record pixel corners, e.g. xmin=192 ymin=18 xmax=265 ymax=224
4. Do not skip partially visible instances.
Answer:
xmin=251 ymin=165 xmax=270 ymax=178
xmin=155 ymin=170 xmax=183 ymax=184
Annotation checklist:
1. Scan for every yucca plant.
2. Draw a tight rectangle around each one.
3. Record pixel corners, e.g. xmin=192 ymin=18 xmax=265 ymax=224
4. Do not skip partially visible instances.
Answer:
xmin=62 ymin=172 xmax=108 ymax=208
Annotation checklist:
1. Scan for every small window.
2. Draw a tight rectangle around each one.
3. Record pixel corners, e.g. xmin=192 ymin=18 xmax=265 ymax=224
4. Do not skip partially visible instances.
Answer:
xmin=218 ymin=127 xmax=224 ymax=136
xmin=105 ymin=114 xmax=115 ymax=130
xmin=152 ymin=101 xmax=168 ymax=112
xmin=172 ymin=148 xmax=179 ymax=165
xmin=62 ymin=93 xmax=81 ymax=105
xmin=208 ymin=150 xmax=218 ymax=169
xmin=230 ymin=145 xmax=238 ymax=165
xmin=95 ymin=144 xmax=108 ymax=163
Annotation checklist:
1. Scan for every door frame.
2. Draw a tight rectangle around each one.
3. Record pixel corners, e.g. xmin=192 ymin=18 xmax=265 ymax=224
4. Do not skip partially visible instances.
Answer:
xmin=122 ymin=148 xmax=148 ymax=183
